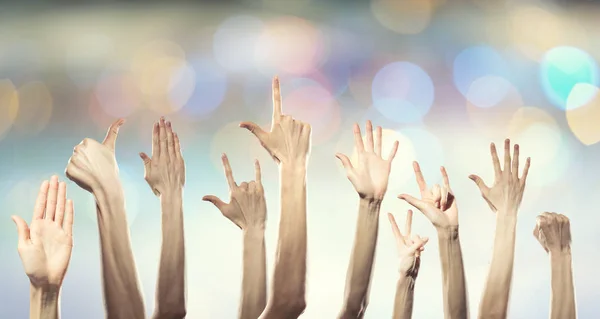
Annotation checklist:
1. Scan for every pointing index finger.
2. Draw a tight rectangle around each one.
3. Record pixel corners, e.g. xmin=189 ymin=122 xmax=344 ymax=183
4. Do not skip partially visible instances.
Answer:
xmin=413 ymin=161 xmax=427 ymax=193
xmin=387 ymin=213 xmax=404 ymax=244
xmin=255 ymin=159 xmax=262 ymax=183
xmin=405 ymin=210 xmax=413 ymax=236
xmin=221 ymin=154 xmax=236 ymax=189
xmin=272 ymin=76 xmax=282 ymax=124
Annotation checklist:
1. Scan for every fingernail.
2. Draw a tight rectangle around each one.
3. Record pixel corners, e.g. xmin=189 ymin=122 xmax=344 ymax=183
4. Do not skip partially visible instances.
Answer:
xmin=166 ymin=121 xmax=171 ymax=127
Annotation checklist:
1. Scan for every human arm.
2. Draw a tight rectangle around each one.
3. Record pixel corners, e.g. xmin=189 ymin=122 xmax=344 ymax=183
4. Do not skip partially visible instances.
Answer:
xmin=203 ymin=155 xmax=267 ymax=319
xmin=534 ymin=213 xmax=576 ymax=319
xmin=65 ymin=119 xmax=146 ymax=319
xmin=335 ymin=121 xmax=399 ymax=318
xmin=12 ymin=176 xmax=74 ymax=319
xmin=469 ymin=140 xmax=531 ymax=319
xmin=398 ymin=163 xmax=468 ymax=319
xmin=240 ymin=76 xmax=311 ymax=318
xmin=140 ymin=118 xmax=187 ymax=319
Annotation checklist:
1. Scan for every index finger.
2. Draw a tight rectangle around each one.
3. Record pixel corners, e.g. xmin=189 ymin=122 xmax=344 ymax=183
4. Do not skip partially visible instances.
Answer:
xmin=387 ymin=213 xmax=404 ymax=243
xmin=33 ymin=180 xmax=50 ymax=220
xmin=440 ymin=166 xmax=450 ymax=188
xmin=272 ymin=76 xmax=282 ymax=124
xmin=152 ymin=122 xmax=160 ymax=158
xmin=254 ymin=159 xmax=262 ymax=183
xmin=404 ymin=210 xmax=413 ymax=236
xmin=221 ymin=154 xmax=236 ymax=189
xmin=413 ymin=161 xmax=427 ymax=192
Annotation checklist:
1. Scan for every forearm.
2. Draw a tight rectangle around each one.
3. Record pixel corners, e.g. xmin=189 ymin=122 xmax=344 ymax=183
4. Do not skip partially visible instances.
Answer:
xmin=240 ymin=227 xmax=267 ymax=319
xmin=392 ymin=275 xmax=416 ymax=319
xmin=437 ymin=226 xmax=468 ymax=319
xmin=153 ymin=190 xmax=186 ymax=319
xmin=94 ymin=183 xmax=146 ymax=319
xmin=263 ymin=164 xmax=307 ymax=318
xmin=478 ymin=214 xmax=517 ymax=319
xmin=29 ymin=284 xmax=59 ymax=319
xmin=339 ymin=198 xmax=381 ymax=318
xmin=549 ymin=251 xmax=576 ymax=319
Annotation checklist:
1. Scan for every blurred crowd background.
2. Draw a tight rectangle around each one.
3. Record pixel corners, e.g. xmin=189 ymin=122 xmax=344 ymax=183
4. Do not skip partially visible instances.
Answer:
xmin=1 ymin=0 xmax=600 ymax=317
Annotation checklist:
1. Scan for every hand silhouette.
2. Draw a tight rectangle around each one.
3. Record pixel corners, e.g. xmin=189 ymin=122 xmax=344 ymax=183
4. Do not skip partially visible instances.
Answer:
xmin=12 ymin=176 xmax=74 ymax=287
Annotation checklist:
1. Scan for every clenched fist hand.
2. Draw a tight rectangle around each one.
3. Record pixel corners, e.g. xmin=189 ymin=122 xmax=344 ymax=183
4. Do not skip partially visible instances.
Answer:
xmin=469 ymin=139 xmax=531 ymax=215
xmin=336 ymin=121 xmax=399 ymax=200
xmin=240 ymin=76 xmax=311 ymax=166
xmin=203 ymin=154 xmax=266 ymax=230
xmin=65 ymin=119 xmax=124 ymax=193
xmin=12 ymin=176 xmax=74 ymax=288
xmin=139 ymin=117 xmax=185 ymax=196
xmin=533 ymin=212 xmax=571 ymax=253
xmin=388 ymin=210 xmax=428 ymax=277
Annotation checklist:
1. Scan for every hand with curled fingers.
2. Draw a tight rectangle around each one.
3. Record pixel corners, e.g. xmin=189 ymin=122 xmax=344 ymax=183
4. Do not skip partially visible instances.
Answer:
xmin=534 ymin=212 xmax=571 ymax=254
xmin=399 ymin=162 xmax=458 ymax=228
xmin=203 ymin=154 xmax=266 ymax=230
xmin=469 ymin=139 xmax=531 ymax=215
xmin=240 ymin=76 xmax=311 ymax=166
xmin=12 ymin=176 xmax=75 ymax=288
xmin=388 ymin=210 xmax=429 ymax=277
xmin=139 ymin=117 xmax=185 ymax=196
xmin=65 ymin=118 xmax=125 ymax=193
xmin=336 ymin=121 xmax=399 ymax=200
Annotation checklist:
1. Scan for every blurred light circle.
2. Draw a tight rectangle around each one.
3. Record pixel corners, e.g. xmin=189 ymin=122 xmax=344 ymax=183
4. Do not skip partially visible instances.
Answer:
xmin=168 ymin=61 xmax=196 ymax=112
xmin=566 ymin=83 xmax=600 ymax=145
xmin=508 ymin=107 xmax=567 ymax=187
xmin=95 ymin=71 xmax=141 ymax=118
xmin=0 ymin=79 xmax=19 ymax=140
xmin=13 ymin=81 xmax=52 ymax=135
xmin=282 ymin=84 xmax=341 ymax=145
xmin=466 ymin=76 xmax=512 ymax=108
xmin=179 ymin=58 xmax=228 ymax=118
xmin=254 ymin=16 xmax=325 ymax=75
xmin=453 ymin=46 xmax=508 ymax=98
xmin=371 ymin=0 xmax=434 ymax=34
xmin=540 ymin=46 xmax=598 ymax=110
xmin=509 ymin=6 xmax=565 ymax=61
xmin=65 ymin=33 xmax=114 ymax=86
xmin=400 ymin=127 xmax=444 ymax=184
xmin=466 ymin=81 xmax=523 ymax=139
xmin=372 ymin=61 xmax=434 ymax=123
xmin=213 ymin=15 xmax=264 ymax=72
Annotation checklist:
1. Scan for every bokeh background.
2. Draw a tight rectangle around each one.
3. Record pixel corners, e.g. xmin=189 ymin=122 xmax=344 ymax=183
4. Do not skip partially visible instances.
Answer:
xmin=1 ymin=0 xmax=600 ymax=317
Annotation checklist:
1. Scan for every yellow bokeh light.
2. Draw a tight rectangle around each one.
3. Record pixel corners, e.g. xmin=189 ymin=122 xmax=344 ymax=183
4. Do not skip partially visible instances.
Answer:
xmin=566 ymin=83 xmax=600 ymax=145
xmin=371 ymin=0 xmax=435 ymax=34
xmin=0 ymin=79 xmax=19 ymax=140
xmin=13 ymin=81 xmax=53 ymax=135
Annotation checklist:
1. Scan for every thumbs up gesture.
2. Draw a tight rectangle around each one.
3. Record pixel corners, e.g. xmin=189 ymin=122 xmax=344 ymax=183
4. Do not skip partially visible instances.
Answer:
xmin=65 ymin=118 xmax=125 ymax=193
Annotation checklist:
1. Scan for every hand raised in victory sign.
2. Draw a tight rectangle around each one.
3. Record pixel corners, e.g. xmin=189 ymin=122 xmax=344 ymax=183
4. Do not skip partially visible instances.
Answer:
xmin=65 ymin=118 xmax=125 ymax=193
xmin=240 ymin=76 xmax=312 ymax=166
xmin=399 ymin=162 xmax=458 ymax=228
xmin=388 ymin=210 xmax=428 ymax=277
xmin=469 ymin=139 xmax=531 ymax=215
xmin=139 ymin=117 xmax=185 ymax=197
xmin=12 ymin=176 xmax=74 ymax=288
xmin=203 ymin=154 xmax=266 ymax=230
xmin=335 ymin=121 xmax=399 ymax=200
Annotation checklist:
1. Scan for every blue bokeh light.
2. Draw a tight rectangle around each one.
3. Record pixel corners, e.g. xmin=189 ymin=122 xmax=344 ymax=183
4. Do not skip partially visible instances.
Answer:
xmin=453 ymin=45 xmax=508 ymax=98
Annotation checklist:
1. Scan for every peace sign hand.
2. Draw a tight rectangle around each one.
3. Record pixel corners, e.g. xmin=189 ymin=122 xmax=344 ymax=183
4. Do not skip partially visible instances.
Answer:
xmin=388 ymin=210 xmax=429 ymax=277
xmin=398 ymin=162 xmax=458 ymax=228
xmin=203 ymin=154 xmax=266 ymax=230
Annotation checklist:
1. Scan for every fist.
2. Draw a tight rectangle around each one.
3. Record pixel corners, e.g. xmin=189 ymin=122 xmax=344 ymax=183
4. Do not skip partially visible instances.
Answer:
xmin=533 ymin=212 xmax=571 ymax=253
xmin=65 ymin=119 xmax=124 ymax=193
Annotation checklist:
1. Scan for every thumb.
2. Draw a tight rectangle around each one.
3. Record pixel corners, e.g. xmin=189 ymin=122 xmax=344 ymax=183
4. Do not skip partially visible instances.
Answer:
xmin=335 ymin=153 xmax=353 ymax=170
xmin=408 ymin=236 xmax=429 ymax=253
xmin=103 ymin=118 xmax=125 ymax=150
xmin=468 ymin=174 xmax=490 ymax=194
xmin=11 ymin=215 xmax=30 ymax=243
xmin=139 ymin=152 xmax=151 ymax=169
xmin=239 ymin=121 xmax=268 ymax=144
xmin=202 ymin=195 xmax=227 ymax=211
xmin=398 ymin=194 xmax=428 ymax=212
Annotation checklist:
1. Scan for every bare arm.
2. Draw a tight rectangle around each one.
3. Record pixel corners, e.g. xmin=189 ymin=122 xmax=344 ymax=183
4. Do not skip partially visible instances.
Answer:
xmin=549 ymin=251 xmax=576 ymax=319
xmin=29 ymin=285 xmax=59 ymax=319
xmin=241 ymin=226 xmax=268 ymax=318
xmin=437 ymin=226 xmax=468 ymax=319
xmin=393 ymin=275 xmax=416 ymax=319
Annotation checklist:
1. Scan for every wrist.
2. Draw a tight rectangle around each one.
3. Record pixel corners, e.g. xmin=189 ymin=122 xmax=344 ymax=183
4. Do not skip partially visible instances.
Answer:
xmin=160 ymin=187 xmax=184 ymax=202
xmin=359 ymin=197 xmax=382 ymax=216
xmin=436 ymin=225 xmax=459 ymax=240
xmin=550 ymin=248 xmax=572 ymax=260
xmin=243 ymin=225 xmax=265 ymax=237
xmin=30 ymin=283 xmax=60 ymax=302
xmin=280 ymin=160 xmax=307 ymax=174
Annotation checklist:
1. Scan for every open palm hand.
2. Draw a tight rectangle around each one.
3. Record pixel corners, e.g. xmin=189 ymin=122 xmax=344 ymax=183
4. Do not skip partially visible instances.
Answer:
xmin=12 ymin=176 xmax=74 ymax=287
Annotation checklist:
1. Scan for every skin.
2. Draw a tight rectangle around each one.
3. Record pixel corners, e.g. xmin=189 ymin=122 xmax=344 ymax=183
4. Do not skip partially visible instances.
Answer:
xmin=140 ymin=117 xmax=187 ymax=319
xmin=203 ymin=154 xmax=267 ymax=319
xmin=65 ymin=119 xmax=145 ymax=319
xmin=533 ymin=212 xmax=576 ymax=319
xmin=388 ymin=210 xmax=429 ymax=319
xmin=469 ymin=139 xmax=531 ymax=319
xmin=240 ymin=75 xmax=311 ymax=318
xmin=399 ymin=162 xmax=468 ymax=319
xmin=335 ymin=120 xmax=399 ymax=318
xmin=12 ymin=176 xmax=74 ymax=319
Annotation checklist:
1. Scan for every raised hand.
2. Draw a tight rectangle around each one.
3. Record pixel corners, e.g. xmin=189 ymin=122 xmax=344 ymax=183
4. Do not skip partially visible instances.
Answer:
xmin=336 ymin=121 xmax=399 ymax=200
xmin=65 ymin=118 xmax=125 ymax=193
xmin=139 ymin=117 xmax=185 ymax=196
xmin=240 ymin=76 xmax=311 ymax=166
xmin=534 ymin=212 xmax=571 ymax=253
xmin=399 ymin=162 xmax=458 ymax=228
xmin=469 ymin=139 xmax=531 ymax=215
xmin=388 ymin=210 xmax=428 ymax=277
xmin=203 ymin=154 xmax=266 ymax=230
xmin=12 ymin=176 xmax=74 ymax=288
